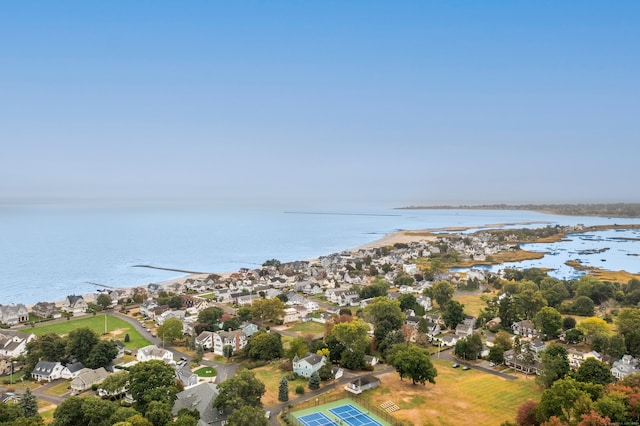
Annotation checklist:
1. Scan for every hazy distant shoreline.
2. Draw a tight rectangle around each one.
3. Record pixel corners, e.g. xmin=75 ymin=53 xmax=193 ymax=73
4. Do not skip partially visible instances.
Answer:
xmin=397 ymin=203 xmax=640 ymax=218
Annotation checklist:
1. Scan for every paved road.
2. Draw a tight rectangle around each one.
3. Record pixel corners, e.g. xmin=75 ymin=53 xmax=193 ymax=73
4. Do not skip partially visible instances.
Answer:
xmin=110 ymin=311 xmax=238 ymax=383
xmin=436 ymin=349 xmax=518 ymax=380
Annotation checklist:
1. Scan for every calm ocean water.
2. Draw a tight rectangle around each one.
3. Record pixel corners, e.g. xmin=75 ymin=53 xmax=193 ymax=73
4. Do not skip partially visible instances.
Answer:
xmin=1 ymin=202 xmax=639 ymax=305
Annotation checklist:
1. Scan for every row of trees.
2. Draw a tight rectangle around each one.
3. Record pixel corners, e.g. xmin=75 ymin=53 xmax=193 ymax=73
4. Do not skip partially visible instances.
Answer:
xmin=25 ymin=327 xmax=119 ymax=373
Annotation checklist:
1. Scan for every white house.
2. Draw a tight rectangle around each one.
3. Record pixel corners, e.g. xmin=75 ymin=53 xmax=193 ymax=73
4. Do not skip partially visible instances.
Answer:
xmin=61 ymin=295 xmax=88 ymax=314
xmin=0 ymin=331 xmax=35 ymax=357
xmin=195 ymin=331 xmax=215 ymax=350
xmin=0 ymin=304 xmax=29 ymax=325
xmin=212 ymin=330 xmax=247 ymax=356
xmin=611 ymin=355 xmax=640 ymax=380
xmin=293 ymin=353 xmax=326 ymax=378
xmin=344 ymin=375 xmax=381 ymax=395
xmin=136 ymin=345 xmax=174 ymax=363
xmin=568 ymin=349 xmax=602 ymax=370
xmin=512 ymin=320 xmax=536 ymax=338
xmin=31 ymin=361 xmax=67 ymax=382
xmin=417 ymin=296 xmax=432 ymax=311
xmin=283 ymin=308 xmax=300 ymax=324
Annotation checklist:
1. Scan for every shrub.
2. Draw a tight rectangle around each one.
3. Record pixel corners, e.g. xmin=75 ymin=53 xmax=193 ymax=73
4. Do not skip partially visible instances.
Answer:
xmin=295 ymin=385 xmax=304 ymax=395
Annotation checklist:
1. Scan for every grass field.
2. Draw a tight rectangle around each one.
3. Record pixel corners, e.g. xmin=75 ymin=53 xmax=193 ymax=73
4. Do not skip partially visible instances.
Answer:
xmin=284 ymin=321 xmax=325 ymax=336
xmin=30 ymin=314 xmax=151 ymax=349
xmin=44 ymin=380 xmax=71 ymax=397
xmin=359 ymin=358 xmax=542 ymax=426
xmin=452 ymin=292 xmax=494 ymax=317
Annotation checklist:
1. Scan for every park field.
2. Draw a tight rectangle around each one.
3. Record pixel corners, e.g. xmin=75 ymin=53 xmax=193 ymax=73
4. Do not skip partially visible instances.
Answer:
xmin=359 ymin=358 xmax=542 ymax=426
xmin=30 ymin=314 xmax=151 ymax=349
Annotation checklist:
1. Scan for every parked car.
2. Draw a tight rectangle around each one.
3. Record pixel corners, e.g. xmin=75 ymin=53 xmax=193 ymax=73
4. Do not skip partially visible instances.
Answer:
xmin=488 ymin=362 xmax=495 ymax=367
xmin=452 ymin=363 xmax=459 ymax=368
xmin=462 ymin=366 xmax=470 ymax=371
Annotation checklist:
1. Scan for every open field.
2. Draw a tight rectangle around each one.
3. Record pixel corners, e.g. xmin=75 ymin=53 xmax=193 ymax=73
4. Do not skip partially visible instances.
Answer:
xmin=452 ymin=292 xmax=494 ymax=317
xmin=359 ymin=358 xmax=542 ymax=426
xmin=284 ymin=321 xmax=325 ymax=336
xmin=30 ymin=314 xmax=151 ymax=349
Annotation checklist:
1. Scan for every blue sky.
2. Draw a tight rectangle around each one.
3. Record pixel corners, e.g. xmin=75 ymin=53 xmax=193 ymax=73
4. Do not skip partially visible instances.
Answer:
xmin=1 ymin=1 xmax=638 ymax=208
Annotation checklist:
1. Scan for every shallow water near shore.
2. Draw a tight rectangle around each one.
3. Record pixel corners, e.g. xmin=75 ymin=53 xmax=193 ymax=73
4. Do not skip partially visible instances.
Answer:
xmin=1 ymin=202 xmax=640 ymax=305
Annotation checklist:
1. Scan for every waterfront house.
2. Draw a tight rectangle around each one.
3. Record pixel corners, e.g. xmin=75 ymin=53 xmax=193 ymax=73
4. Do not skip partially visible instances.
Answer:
xmin=30 ymin=302 xmax=61 ymax=319
xmin=0 ymin=304 xmax=29 ymax=325
xmin=61 ymin=295 xmax=88 ymax=314
xmin=293 ymin=353 xmax=326 ymax=378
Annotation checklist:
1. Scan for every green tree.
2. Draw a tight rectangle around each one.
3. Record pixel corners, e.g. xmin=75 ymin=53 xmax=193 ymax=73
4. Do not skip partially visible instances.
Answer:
xmin=515 ymin=289 xmax=547 ymax=320
xmin=364 ymin=297 xmax=404 ymax=346
xmin=197 ymin=307 xmax=224 ymax=331
xmin=488 ymin=345 xmax=505 ymax=364
xmin=25 ymin=333 xmax=68 ymax=373
xmin=398 ymin=293 xmax=417 ymax=311
xmin=442 ymin=300 xmax=465 ymax=329
xmin=574 ymin=358 xmax=614 ymax=385
xmin=19 ymin=388 xmax=39 ymax=418
xmin=594 ymin=394 xmax=630 ymax=423
xmin=99 ymin=371 xmax=130 ymax=399
xmin=534 ymin=307 xmax=563 ymax=340
xmin=572 ymin=296 xmax=596 ymax=316
xmin=285 ymin=337 xmax=309 ymax=361
xmin=226 ymin=406 xmax=269 ymax=426
xmin=245 ymin=331 xmax=283 ymax=361
xmin=85 ymin=340 xmax=119 ymax=369
xmin=156 ymin=317 xmax=183 ymax=343
xmin=537 ymin=377 xmax=599 ymax=424
xmin=128 ymin=360 xmax=178 ymax=412
xmin=331 ymin=318 xmax=369 ymax=352
xmin=387 ymin=344 xmax=437 ymax=385
xmin=214 ymin=369 xmax=265 ymax=410
xmin=250 ymin=298 xmax=285 ymax=323
xmin=96 ymin=294 xmax=112 ymax=310
xmin=308 ymin=371 xmax=321 ymax=390
xmin=565 ymin=328 xmax=584 ymax=344
xmin=109 ymin=407 xmax=139 ymax=424
xmin=51 ymin=397 xmax=85 ymax=426
xmin=563 ymin=316 xmax=577 ymax=330
xmin=222 ymin=317 xmax=242 ymax=331
xmin=325 ymin=334 xmax=346 ymax=364
xmin=278 ymin=376 xmax=289 ymax=402
xmin=578 ymin=317 xmax=610 ymax=343
xmin=143 ymin=401 xmax=172 ymax=426
xmin=455 ymin=334 xmax=482 ymax=360
xmin=431 ymin=281 xmax=455 ymax=308
xmin=66 ymin=327 xmax=99 ymax=363
xmin=223 ymin=344 xmax=233 ymax=359
xmin=359 ymin=278 xmax=390 ymax=299
xmin=80 ymin=397 xmax=117 ymax=426
xmin=537 ymin=344 xmax=570 ymax=388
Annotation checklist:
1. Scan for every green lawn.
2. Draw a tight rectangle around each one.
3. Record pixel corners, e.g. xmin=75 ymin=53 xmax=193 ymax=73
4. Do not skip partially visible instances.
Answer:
xmin=44 ymin=380 xmax=71 ymax=396
xmin=199 ymin=293 xmax=216 ymax=300
xmin=194 ymin=366 xmax=217 ymax=377
xmin=30 ymin=314 xmax=151 ymax=349
xmin=285 ymin=321 xmax=325 ymax=335
xmin=360 ymin=358 xmax=543 ymax=426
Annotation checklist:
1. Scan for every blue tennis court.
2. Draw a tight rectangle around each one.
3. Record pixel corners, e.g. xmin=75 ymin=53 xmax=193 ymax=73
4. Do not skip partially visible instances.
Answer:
xmin=329 ymin=404 xmax=383 ymax=426
xmin=298 ymin=412 xmax=339 ymax=426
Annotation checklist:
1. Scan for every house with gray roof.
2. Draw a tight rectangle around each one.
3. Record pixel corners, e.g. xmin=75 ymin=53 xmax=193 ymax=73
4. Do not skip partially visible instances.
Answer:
xmin=0 ymin=330 xmax=35 ymax=358
xmin=31 ymin=361 xmax=66 ymax=382
xmin=0 ymin=304 xmax=28 ymax=325
xmin=172 ymin=382 xmax=229 ymax=426
xmin=611 ymin=355 xmax=640 ymax=380
xmin=61 ymin=295 xmax=88 ymax=314
xmin=70 ymin=367 xmax=109 ymax=392
xmin=293 ymin=353 xmax=326 ymax=378
xmin=30 ymin=302 xmax=61 ymax=319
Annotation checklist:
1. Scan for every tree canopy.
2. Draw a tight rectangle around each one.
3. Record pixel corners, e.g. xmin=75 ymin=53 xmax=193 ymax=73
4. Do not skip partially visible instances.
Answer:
xmin=214 ymin=369 xmax=265 ymax=410
xmin=387 ymin=344 xmax=437 ymax=385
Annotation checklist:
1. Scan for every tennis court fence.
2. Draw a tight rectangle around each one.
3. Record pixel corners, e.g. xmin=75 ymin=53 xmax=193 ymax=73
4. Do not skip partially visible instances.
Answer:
xmin=281 ymin=392 xmax=410 ymax=426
